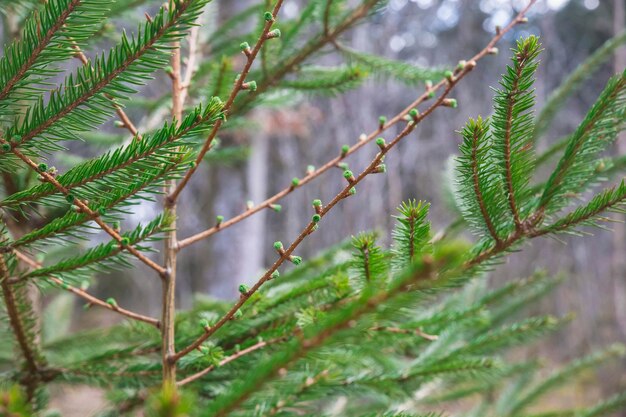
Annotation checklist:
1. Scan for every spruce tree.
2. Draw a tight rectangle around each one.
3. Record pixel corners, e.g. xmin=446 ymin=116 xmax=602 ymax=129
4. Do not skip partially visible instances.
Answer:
xmin=0 ymin=1 xmax=624 ymax=416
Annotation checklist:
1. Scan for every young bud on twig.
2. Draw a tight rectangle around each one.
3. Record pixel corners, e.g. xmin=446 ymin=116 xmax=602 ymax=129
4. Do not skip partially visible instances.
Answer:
xmin=246 ymin=200 xmax=254 ymax=210
xmin=359 ymin=133 xmax=367 ymax=142
xmin=120 ymin=237 xmax=130 ymax=246
xmin=238 ymin=284 xmax=249 ymax=295
xmin=200 ymin=319 xmax=211 ymax=331
xmin=114 ymin=120 xmax=125 ymax=128
xmin=1 ymin=143 xmax=10 ymax=152
xmin=216 ymin=215 xmax=224 ymax=227
xmin=37 ymin=163 xmax=48 ymax=172
xmin=270 ymin=204 xmax=282 ymax=213
xmin=340 ymin=144 xmax=350 ymax=157
xmin=144 ymin=12 xmax=153 ymax=22
xmin=312 ymin=214 xmax=321 ymax=223
xmin=495 ymin=25 xmax=501 ymax=35
xmin=378 ymin=116 xmax=386 ymax=130
xmin=289 ymin=255 xmax=302 ymax=266
xmin=240 ymin=42 xmax=252 ymax=57
xmin=442 ymin=98 xmax=458 ymax=108
xmin=373 ymin=164 xmax=386 ymax=174
xmin=274 ymin=241 xmax=285 ymax=255
xmin=375 ymin=137 xmax=386 ymax=151
xmin=266 ymin=29 xmax=281 ymax=39
xmin=306 ymin=165 xmax=315 ymax=175
xmin=456 ymin=60 xmax=467 ymax=71
xmin=444 ymin=70 xmax=454 ymax=82
xmin=264 ymin=11 xmax=274 ymax=22
xmin=106 ymin=298 xmax=118 ymax=308
xmin=232 ymin=309 xmax=243 ymax=320
xmin=408 ymin=108 xmax=419 ymax=122
xmin=312 ymin=199 xmax=322 ymax=214
xmin=291 ymin=177 xmax=300 ymax=188
xmin=488 ymin=47 xmax=499 ymax=55
xmin=343 ymin=170 xmax=355 ymax=184
xmin=270 ymin=270 xmax=280 ymax=280
xmin=349 ymin=187 xmax=356 ymax=195
xmin=241 ymin=80 xmax=257 ymax=91
xmin=338 ymin=162 xmax=349 ymax=170
xmin=519 ymin=17 xmax=528 ymax=23
xmin=113 ymin=221 xmax=121 ymax=233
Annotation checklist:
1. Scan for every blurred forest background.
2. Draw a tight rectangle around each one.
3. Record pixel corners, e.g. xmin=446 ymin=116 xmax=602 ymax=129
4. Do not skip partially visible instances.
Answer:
xmin=2 ymin=0 xmax=625 ymax=413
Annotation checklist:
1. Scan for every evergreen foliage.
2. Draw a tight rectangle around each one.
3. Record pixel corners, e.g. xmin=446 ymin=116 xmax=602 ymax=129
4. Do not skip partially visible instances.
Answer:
xmin=0 ymin=1 xmax=624 ymax=416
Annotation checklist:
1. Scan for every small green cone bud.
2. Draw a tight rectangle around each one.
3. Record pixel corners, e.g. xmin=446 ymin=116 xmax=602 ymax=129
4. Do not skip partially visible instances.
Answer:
xmin=188 ymin=161 xmax=196 ymax=168
xmin=444 ymin=70 xmax=454 ymax=81
xmin=349 ymin=187 xmax=356 ymax=195
xmin=200 ymin=319 xmax=211 ymax=330
xmin=270 ymin=270 xmax=280 ymax=280
xmin=238 ymin=284 xmax=249 ymax=295
xmin=1 ymin=143 xmax=10 ymax=151
xmin=488 ymin=47 xmax=498 ymax=55
xmin=291 ymin=177 xmax=300 ymax=187
xmin=80 ymin=280 xmax=90 ymax=290
xmin=234 ymin=344 xmax=241 ymax=353
xmin=65 ymin=194 xmax=75 ymax=203
xmin=408 ymin=108 xmax=419 ymax=120
xmin=11 ymin=134 xmax=22 ymax=144
xmin=340 ymin=144 xmax=350 ymax=157
xmin=443 ymin=98 xmax=458 ymax=108
xmin=274 ymin=241 xmax=284 ymax=251
xmin=343 ymin=170 xmax=355 ymax=183
xmin=338 ymin=162 xmax=349 ymax=170
xmin=290 ymin=255 xmax=302 ymax=266
xmin=165 ymin=65 xmax=174 ymax=75
xmin=312 ymin=199 xmax=322 ymax=208
xmin=306 ymin=165 xmax=315 ymax=174
xmin=378 ymin=116 xmax=386 ymax=128
xmin=270 ymin=204 xmax=282 ymax=212
xmin=310 ymin=224 xmax=319 ymax=233
xmin=106 ymin=297 xmax=118 ymax=307
xmin=425 ymin=80 xmax=433 ymax=89
xmin=312 ymin=214 xmax=321 ymax=223
xmin=243 ymin=80 xmax=257 ymax=91
xmin=375 ymin=137 xmax=386 ymax=150
xmin=267 ymin=29 xmax=281 ymax=39
xmin=216 ymin=215 xmax=224 ymax=225
xmin=114 ymin=120 xmax=125 ymax=128
xmin=427 ymin=91 xmax=435 ymax=99
xmin=457 ymin=60 xmax=467 ymax=70
xmin=264 ymin=11 xmax=274 ymax=21
xmin=37 ymin=163 xmax=48 ymax=172
xmin=233 ymin=309 xmax=243 ymax=319
xmin=120 ymin=237 xmax=130 ymax=246
xmin=374 ymin=164 xmax=387 ymax=174
xmin=113 ymin=221 xmax=121 ymax=231
xmin=240 ymin=41 xmax=251 ymax=52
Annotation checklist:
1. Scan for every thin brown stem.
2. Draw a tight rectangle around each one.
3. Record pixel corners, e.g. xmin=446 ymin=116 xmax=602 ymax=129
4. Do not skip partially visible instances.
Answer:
xmin=370 ymin=325 xmax=439 ymax=341
xmin=168 ymin=0 xmax=285 ymax=203
xmin=176 ymin=337 xmax=286 ymax=386
xmin=174 ymin=0 xmax=536 ymax=362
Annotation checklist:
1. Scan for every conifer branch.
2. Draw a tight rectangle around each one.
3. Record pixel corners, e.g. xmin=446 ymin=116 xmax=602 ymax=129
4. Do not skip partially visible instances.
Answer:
xmin=1 ymin=145 xmax=167 ymax=276
xmin=168 ymin=0 xmax=285 ymax=203
xmin=176 ymin=336 xmax=287 ymax=386
xmin=0 ymin=253 xmax=44 ymax=401
xmin=174 ymin=0 xmax=536 ymax=363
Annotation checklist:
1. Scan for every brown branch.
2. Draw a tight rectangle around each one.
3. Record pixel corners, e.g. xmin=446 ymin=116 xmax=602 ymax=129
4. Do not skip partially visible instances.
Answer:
xmin=167 ymin=0 xmax=285 ymax=203
xmin=370 ymin=325 xmax=438 ymax=341
xmin=0 ymin=0 xmax=82 ymax=101
xmin=176 ymin=337 xmax=286 ymax=387
xmin=0 ymin=253 xmax=42 ymax=401
xmin=11 ymin=249 xmax=160 ymax=327
xmin=174 ymin=0 xmax=537 ymax=362
xmin=1 ymin=145 xmax=167 ymax=276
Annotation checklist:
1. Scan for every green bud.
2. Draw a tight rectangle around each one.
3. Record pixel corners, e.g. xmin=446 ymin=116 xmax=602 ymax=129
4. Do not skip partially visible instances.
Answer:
xmin=374 ymin=164 xmax=387 ymax=173
xmin=267 ymin=29 xmax=281 ymax=39
xmin=274 ymin=241 xmax=284 ymax=251
xmin=240 ymin=41 xmax=251 ymax=51
xmin=70 ymin=205 xmax=80 ymax=212
xmin=457 ymin=60 xmax=467 ymax=70
xmin=290 ymin=255 xmax=302 ymax=266
xmin=427 ymin=91 xmax=435 ymax=99
xmin=375 ymin=137 xmax=386 ymax=149
xmin=270 ymin=204 xmax=282 ymax=212
xmin=1 ymin=143 xmax=10 ymax=151
xmin=291 ymin=177 xmax=300 ymax=187
xmin=120 ymin=237 xmax=130 ymax=246
xmin=264 ymin=11 xmax=274 ymax=21
xmin=378 ymin=116 xmax=387 ymax=127
xmin=216 ymin=215 xmax=224 ymax=224
xmin=113 ymin=221 xmax=121 ymax=231
xmin=312 ymin=199 xmax=322 ymax=208
xmin=488 ymin=47 xmax=499 ymax=55
xmin=244 ymin=80 xmax=257 ymax=91
xmin=106 ymin=297 xmax=118 ymax=307
xmin=443 ymin=98 xmax=458 ymax=108
xmin=238 ymin=284 xmax=249 ymax=294
xmin=425 ymin=80 xmax=433 ymax=89
xmin=200 ymin=319 xmax=211 ymax=329
xmin=270 ymin=270 xmax=280 ymax=279
xmin=444 ymin=70 xmax=454 ymax=81
xmin=340 ymin=144 xmax=350 ymax=156
xmin=343 ymin=170 xmax=354 ymax=182
xmin=312 ymin=214 xmax=321 ymax=223
xmin=37 ymin=163 xmax=48 ymax=172
xmin=408 ymin=108 xmax=419 ymax=119
xmin=338 ymin=162 xmax=349 ymax=170
xmin=233 ymin=309 xmax=243 ymax=319
xmin=114 ymin=120 xmax=125 ymax=128
xmin=306 ymin=165 xmax=315 ymax=174
xmin=349 ymin=187 xmax=356 ymax=195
